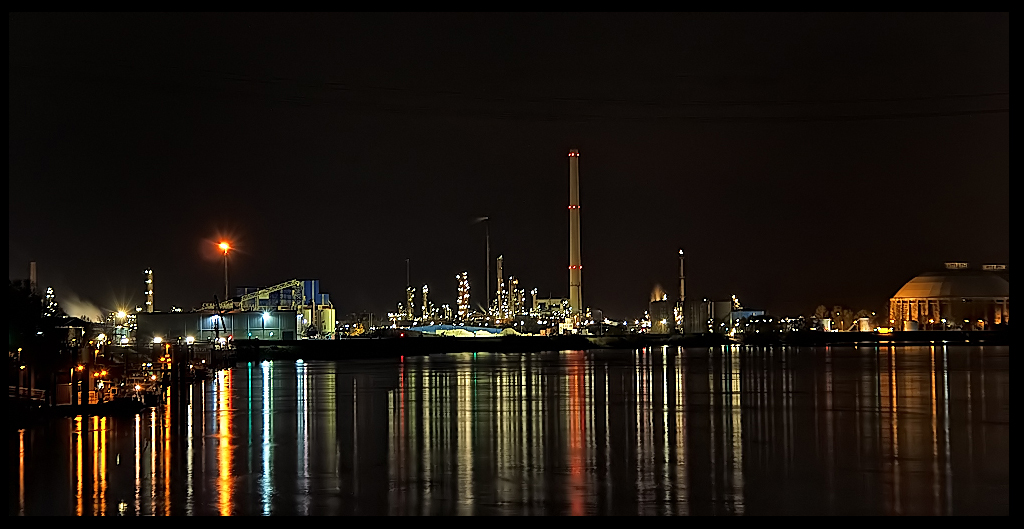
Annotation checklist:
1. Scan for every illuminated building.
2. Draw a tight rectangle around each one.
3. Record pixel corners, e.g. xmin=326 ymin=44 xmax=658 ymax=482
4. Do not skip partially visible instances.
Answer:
xmin=532 ymin=296 xmax=570 ymax=319
xmin=197 ymin=279 xmax=336 ymax=338
xmin=137 ymin=310 xmax=298 ymax=343
xmin=106 ymin=310 xmax=137 ymax=344
xmin=406 ymin=286 xmax=415 ymax=321
xmin=889 ymin=262 xmax=1009 ymax=331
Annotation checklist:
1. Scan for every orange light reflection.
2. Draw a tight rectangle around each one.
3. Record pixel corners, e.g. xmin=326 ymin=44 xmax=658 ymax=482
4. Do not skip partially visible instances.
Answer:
xmin=218 ymin=369 xmax=234 ymax=515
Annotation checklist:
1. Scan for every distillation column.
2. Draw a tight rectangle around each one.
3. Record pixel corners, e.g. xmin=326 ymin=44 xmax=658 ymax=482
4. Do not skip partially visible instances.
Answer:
xmin=145 ymin=269 xmax=154 ymax=313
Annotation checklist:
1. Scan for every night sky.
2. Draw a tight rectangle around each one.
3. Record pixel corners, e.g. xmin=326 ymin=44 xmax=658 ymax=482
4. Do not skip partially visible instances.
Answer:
xmin=8 ymin=13 xmax=1009 ymax=321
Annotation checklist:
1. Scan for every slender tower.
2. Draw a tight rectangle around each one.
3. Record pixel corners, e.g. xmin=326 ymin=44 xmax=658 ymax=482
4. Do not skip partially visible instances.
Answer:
xmin=496 ymin=255 xmax=504 ymax=322
xmin=678 ymin=250 xmax=685 ymax=307
xmin=568 ymin=149 xmax=582 ymax=314
xmin=145 ymin=269 xmax=154 ymax=313
xmin=29 ymin=262 xmax=37 ymax=294
xmin=676 ymin=250 xmax=685 ymax=330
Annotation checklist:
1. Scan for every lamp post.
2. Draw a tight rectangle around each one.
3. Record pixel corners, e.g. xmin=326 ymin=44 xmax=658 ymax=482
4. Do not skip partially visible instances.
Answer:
xmin=219 ymin=242 xmax=231 ymax=301
xmin=484 ymin=217 xmax=490 ymax=322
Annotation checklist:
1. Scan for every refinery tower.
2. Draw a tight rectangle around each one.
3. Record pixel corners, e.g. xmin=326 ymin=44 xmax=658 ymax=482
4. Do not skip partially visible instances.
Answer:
xmin=568 ymin=149 xmax=582 ymax=314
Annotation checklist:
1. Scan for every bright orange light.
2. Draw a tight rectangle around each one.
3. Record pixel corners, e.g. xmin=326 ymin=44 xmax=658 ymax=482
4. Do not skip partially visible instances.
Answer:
xmin=218 ymin=242 xmax=231 ymax=253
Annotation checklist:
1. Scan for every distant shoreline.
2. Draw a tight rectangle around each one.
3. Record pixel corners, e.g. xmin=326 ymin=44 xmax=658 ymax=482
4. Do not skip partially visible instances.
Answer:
xmin=229 ymin=329 xmax=1008 ymax=361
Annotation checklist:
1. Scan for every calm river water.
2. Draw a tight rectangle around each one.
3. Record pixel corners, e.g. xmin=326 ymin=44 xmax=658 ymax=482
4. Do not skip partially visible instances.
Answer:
xmin=10 ymin=345 xmax=1009 ymax=516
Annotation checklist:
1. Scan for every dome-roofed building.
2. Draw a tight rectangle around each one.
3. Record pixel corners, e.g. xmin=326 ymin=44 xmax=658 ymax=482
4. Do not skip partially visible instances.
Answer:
xmin=889 ymin=263 xmax=1009 ymax=331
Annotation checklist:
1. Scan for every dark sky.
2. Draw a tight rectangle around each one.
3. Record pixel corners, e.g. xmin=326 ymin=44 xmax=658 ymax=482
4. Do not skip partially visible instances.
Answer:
xmin=9 ymin=13 xmax=1010 ymax=321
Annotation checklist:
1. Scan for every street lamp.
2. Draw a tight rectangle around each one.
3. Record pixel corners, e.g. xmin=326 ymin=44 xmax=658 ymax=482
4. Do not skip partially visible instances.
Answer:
xmin=219 ymin=241 xmax=231 ymax=300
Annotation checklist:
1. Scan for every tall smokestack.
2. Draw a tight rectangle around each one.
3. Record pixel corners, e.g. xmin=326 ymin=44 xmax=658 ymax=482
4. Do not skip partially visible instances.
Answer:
xmin=145 ymin=269 xmax=154 ymax=313
xmin=568 ymin=149 xmax=582 ymax=314
xmin=29 ymin=262 xmax=37 ymax=294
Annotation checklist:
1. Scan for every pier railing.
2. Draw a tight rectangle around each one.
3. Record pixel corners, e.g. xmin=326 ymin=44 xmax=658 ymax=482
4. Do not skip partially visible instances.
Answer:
xmin=9 ymin=386 xmax=47 ymax=402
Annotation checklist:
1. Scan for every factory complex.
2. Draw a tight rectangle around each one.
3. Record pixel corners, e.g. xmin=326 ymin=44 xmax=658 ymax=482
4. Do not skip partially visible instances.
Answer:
xmin=21 ymin=149 xmax=1010 ymax=351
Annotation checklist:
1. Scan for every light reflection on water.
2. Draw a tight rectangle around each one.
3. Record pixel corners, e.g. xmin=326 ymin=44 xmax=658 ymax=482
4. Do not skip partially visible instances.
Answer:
xmin=11 ymin=345 xmax=1009 ymax=515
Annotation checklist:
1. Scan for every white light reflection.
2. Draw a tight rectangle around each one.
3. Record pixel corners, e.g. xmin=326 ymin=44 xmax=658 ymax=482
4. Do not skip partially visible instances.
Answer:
xmin=134 ymin=415 xmax=141 ymax=515
xmin=297 ymin=360 xmax=310 ymax=515
xmin=186 ymin=379 xmax=194 ymax=514
xmin=728 ymin=347 xmax=744 ymax=514
xmin=261 ymin=360 xmax=272 ymax=515
xmin=942 ymin=345 xmax=952 ymax=513
xmin=457 ymin=365 xmax=473 ymax=515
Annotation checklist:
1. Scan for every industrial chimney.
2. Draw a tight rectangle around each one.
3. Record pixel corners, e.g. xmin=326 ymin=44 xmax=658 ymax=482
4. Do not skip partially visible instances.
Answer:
xmin=29 ymin=261 xmax=37 ymax=294
xmin=568 ymin=149 xmax=582 ymax=314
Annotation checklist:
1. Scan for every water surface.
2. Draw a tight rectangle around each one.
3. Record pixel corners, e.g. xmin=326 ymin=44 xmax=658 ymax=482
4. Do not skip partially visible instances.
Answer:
xmin=10 ymin=345 xmax=1009 ymax=515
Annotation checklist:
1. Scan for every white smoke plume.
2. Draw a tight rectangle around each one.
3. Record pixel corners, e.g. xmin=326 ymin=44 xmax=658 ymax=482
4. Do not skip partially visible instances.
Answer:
xmin=58 ymin=289 xmax=105 ymax=322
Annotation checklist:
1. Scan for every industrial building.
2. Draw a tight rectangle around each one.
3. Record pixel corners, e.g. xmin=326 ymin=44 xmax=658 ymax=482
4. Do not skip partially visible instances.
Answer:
xmin=649 ymin=298 xmax=674 ymax=334
xmin=889 ymin=263 xmax=1009 ymax=331
xmin=196 ymin=278 xmax=336 ymax=337
xmin=532 ymin=295 xmax=570 ymax=318
xmin=137 ymin=310 xmax=299 ymax=344
xmin=681 ymin=296 xmax=764 ymax=335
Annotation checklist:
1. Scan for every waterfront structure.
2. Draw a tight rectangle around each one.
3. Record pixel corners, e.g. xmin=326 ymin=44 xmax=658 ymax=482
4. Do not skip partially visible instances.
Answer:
xmin=138 ymin=310 xmax=298 ymax=343
xmin=144 ymin=269 xmax=154 ymax=313
xmin=568 ymin=149 xmax=583 ymax=315
xmin=406 ymin=286 xmax=415 ymax=321
xmin=889 ymin=262 xmax=1009 ymax=331
xmin=198 ymin=279 xmax=335 ymax=336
